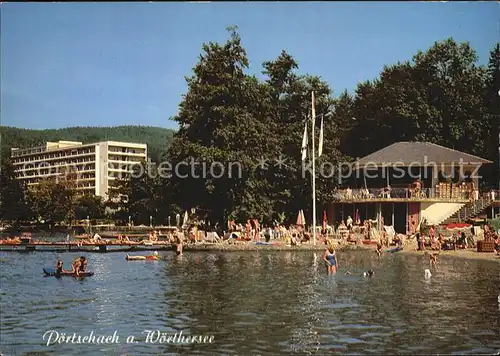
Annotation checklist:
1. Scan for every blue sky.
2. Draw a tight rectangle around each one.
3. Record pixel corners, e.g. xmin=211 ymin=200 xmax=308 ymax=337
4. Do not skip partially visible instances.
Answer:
xmin=1 ymin=2 xmax=498 ymax=130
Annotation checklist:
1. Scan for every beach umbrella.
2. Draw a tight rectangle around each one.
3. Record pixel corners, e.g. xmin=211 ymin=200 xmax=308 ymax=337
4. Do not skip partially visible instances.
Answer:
xmin=183 ymin=211 xmax=189 ymax=226
xmin=355 ymin=209 xmax=360 ymax=224
xmin=301 ymin=210 xmax=306 ymax=226
xmin=445 ymin=223 xmax=472 ymax=231
xmin=322 ymin=210 xmax=328 ymax=230
xmin=175 ymin=213 xmax=180 ymax=227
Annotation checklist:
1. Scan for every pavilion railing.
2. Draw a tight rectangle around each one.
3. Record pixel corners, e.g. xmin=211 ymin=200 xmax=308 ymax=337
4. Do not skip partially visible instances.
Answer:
xmin=333 ymin=188 xmax=476 ymax=201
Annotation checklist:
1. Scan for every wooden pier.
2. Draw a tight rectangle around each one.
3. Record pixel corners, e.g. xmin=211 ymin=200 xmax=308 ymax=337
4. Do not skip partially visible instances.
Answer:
xmin=0 ymin=242 xmax=175 ymax=253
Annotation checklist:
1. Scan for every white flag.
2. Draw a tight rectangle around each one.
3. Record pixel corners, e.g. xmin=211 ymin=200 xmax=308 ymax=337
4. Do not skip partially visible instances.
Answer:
xmin=301 ymin=122 xmax=308 ymax=161
xmin=318 ymin=115 xmax=324 ymax=157
xmin=311 ymin=91 xmax=316 ymax=119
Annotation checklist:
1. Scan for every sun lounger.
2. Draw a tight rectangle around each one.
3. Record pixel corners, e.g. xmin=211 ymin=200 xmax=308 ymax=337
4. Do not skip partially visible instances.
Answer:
xmin=204 ymin=232 xmax=221 ymax=243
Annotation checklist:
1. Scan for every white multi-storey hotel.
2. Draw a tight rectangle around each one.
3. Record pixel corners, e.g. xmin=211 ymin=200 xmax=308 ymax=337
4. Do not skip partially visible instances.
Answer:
xmin=11 ymin=140 xmax=148 ymax=198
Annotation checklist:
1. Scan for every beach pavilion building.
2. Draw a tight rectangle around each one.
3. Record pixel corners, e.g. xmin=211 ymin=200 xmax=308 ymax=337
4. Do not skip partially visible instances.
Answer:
xmin=327 ymin=142 xmax=496 ymax=234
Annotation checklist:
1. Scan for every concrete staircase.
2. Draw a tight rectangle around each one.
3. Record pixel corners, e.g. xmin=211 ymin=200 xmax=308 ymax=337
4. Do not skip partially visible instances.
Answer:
xmin=421 ymin=203 xmax=465 ymax=226
xmin=442 ymin=196 xmax=494 ymax=224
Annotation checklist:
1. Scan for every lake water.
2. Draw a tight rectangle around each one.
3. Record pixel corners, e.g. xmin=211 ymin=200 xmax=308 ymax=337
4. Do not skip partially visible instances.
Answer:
xmin=1 ymin=250 xmax=499 ymax=355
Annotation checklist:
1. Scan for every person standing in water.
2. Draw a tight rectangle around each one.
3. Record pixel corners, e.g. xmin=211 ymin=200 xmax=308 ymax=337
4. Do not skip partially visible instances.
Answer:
xmin=176 ymin=233 xmax=183 ymax=256
xmin=322 ymin=245 xmax=338 ymax=274
xmin=56 ymin=258 xmax=64 ymax=273
xmin=429 ymin=252 xmax=439 ymax=267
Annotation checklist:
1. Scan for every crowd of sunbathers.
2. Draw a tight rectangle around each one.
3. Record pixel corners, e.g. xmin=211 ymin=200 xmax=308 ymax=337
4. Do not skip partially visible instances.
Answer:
xmin=414 ymin=223 xmax=499 ymax=253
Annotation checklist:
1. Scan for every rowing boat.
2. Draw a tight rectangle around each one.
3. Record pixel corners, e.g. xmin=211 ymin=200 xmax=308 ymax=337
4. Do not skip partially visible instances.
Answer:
xmin=43 ymin=268 xmax=94 ymax=277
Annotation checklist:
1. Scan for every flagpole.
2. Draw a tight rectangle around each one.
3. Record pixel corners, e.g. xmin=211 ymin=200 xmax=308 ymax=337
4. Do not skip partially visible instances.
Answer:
xmin=311 ymin=92 xmax=317 ymax=246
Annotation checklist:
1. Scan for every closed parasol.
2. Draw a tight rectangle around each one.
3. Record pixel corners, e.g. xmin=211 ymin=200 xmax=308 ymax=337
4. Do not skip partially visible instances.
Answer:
xmin=296 ymin=210 xmax=304 ymax=226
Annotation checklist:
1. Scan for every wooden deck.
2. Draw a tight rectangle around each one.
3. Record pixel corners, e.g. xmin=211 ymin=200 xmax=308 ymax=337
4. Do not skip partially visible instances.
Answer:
xmin=0 ymin=242 xmax=174 ymax=253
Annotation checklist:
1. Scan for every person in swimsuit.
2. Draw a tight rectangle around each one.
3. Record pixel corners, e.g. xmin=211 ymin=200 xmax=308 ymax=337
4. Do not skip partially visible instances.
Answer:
xmin=322 ymin=246 xmax=338 ymax=274
xmin=71 ymin=257 xmax=81 ymax=276
xmin=56 ymin=258 xmax=64 ymax=273
xmin=176 ymin=234 xmax=183 ymax=256
xmin=376 ymin=241 xmax=383 ymax=257
xmin=145 ymin=251 xmax=160 ymax=260
xmin=79 ymin=256 xmax=88 ymax=272
xmin=71 ymin=256 xmax=87 ymax=276
xmin=429 ymin=252 xmax=439 ymax=267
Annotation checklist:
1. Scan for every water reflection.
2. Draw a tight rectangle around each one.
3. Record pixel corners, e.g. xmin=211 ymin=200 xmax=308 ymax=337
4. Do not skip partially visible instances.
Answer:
xmin=0 ymin=250 xmax=499 ymax=355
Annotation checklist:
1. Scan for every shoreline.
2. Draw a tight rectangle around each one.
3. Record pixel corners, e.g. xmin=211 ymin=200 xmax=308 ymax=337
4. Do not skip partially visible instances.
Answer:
xmin=357 ymin=242 xmax=500 ymax=263
xmin=181 ymin=242 xmax=365 ymax=252
xmin=397 ymin=248 xmax=500 ymax=263
xmin=1 ymin=240 xmax=498 ymax=262
xmin=148 ymin=242 xmax=500 ymax=263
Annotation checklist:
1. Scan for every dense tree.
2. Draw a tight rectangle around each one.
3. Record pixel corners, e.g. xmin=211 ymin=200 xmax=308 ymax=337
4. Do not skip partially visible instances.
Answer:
xmin=261 ymin=51 xmax=347 ymax=222
xmin=0 ymin=159 xmax=32 ymax=224
xmin=166 ymin=26 xmax=277 ymax=224
xmin=110 ymin=162 xmax=175 ymax=225
xmin=483 ymin=43 xmax=500 ymax=189
xmin=28 ymin=179 xmax=74 ymax=224
xmin=74 ymin=195 xmax=106 ymax=220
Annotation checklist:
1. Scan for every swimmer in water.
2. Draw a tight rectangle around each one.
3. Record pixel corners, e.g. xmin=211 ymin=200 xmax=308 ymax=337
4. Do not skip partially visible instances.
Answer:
xmin=363 ymin=269 xmax=374 ymax=277
xmin=429 ymin=252 xmax=438 ymax=267
xmin=376 ymin=241 xmax=383 ymax=257
xmin=322 ymin=246 xmax=338 ymax=275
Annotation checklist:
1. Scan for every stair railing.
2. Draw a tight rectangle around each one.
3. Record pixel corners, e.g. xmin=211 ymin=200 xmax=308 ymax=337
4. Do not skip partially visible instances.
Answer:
xmin=460 ymin=196 xmax=493 ymax=221
xmin=445 ymin=194 xmax=494 ymax=223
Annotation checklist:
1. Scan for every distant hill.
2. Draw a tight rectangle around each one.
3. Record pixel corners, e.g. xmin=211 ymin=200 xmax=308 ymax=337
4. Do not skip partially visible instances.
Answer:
xmin=0 ymin=125 xmax=176 ymax=163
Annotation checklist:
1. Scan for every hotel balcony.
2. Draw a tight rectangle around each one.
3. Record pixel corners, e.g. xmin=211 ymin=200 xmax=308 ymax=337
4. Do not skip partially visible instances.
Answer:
xmin=16 ymin=167 xmax=96 ymax=178
xmin=12 ymin=150 xmax=95 ymax=163
xmin=14 ymin=159 xmax=96 ymax=171
xmin=107 ymin=149 xmax=146 ymax=157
